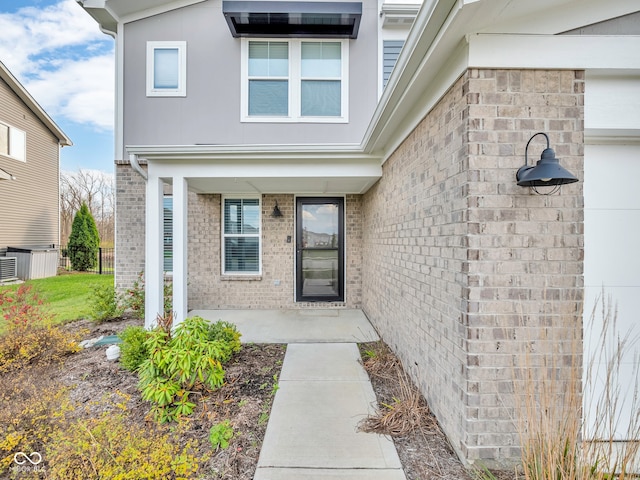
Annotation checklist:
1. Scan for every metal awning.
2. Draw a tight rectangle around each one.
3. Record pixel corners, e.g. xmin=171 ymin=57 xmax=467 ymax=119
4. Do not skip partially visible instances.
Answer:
xmin=222 ymin=1 xmax=362 ymax=38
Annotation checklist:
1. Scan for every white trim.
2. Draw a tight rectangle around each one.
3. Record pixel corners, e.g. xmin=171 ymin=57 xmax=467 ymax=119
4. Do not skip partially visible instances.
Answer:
xmin=172 ymin=177 xmax=188 ymax=325
xmin=221 ymin=195 xmax=263 ymax=276
xmin=0 ymin=61 xmax=71 ymax=147
xmin=146 ymin=41 xmax=187 ymax=97
xmin=0 ymin=121 xmax=26 ymax=162
xmin=116 ymin=23 xmax=125 ymax=159
xmin=467 ymin=34 xmax=640 ymax=70
xmin=145 ymin=176 xmax=165 ymax=329
xmin=241 ymin=38 xmax=349 ymax=123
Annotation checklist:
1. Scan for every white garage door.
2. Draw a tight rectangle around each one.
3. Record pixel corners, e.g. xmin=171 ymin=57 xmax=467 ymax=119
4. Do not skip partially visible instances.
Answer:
xmin=584 ymin=142 xmax=640 ymax=440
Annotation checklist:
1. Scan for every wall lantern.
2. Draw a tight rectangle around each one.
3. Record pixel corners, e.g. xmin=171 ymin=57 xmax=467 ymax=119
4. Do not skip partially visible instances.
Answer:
xmin=516 ymin=132 xmax=578 ymax=194
xmin=271 ymin=201 xmax=283 ymax=218
xmin=0 ymin=168 xmax=16 ymax=181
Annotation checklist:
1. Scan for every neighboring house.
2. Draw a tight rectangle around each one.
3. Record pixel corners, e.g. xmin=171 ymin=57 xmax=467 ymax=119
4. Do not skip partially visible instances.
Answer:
xmin=79 ymin=0 xmax=640 ymax=468
xmin=0 ymin=61 xmax=72 ymax=281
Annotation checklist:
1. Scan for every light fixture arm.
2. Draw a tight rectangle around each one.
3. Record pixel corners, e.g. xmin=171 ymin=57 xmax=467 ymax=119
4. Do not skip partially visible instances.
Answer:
xmin=524 ymin=132 xmax=550 ymax=169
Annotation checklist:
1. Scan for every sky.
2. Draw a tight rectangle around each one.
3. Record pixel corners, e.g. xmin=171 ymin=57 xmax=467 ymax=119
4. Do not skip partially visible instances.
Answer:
xmin=0 ymin=0 xmax=114 ymax=173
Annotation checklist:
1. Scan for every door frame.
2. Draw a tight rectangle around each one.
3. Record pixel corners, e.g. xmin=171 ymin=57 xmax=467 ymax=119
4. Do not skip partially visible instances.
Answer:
xmin=295 ymin=196 xmax=345 ymax=302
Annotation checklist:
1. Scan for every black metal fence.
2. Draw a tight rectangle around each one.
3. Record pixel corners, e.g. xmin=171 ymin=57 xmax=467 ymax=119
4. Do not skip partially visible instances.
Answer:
xmin=59 ymin=247 xmax=115 ymax=275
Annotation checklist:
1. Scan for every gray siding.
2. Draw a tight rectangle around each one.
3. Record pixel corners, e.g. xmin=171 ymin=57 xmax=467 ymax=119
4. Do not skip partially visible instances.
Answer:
xmin=383 ymin=40 xmax=404 ymax=88
xmin=121 ymin=0 xmax=379 ymax=157
xmin=562 ymin=11 xmax=640 ymax=35
xmin=0 ymin=77 xmax=60 ymax=251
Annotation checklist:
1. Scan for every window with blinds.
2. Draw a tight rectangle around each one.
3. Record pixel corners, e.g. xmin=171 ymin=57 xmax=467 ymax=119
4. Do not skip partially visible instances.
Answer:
xmin=223 ymin=198 xmax=261 ymax=274
xmin=243 ymin=38 xmax=348 ymax=122
xmin=146 ymin=41 xmax=187 ymax=97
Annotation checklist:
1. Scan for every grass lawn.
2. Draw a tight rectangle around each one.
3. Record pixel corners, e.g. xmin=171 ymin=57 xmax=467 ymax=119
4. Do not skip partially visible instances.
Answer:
xmin=0 ymin=273 xmax=114 ymax=325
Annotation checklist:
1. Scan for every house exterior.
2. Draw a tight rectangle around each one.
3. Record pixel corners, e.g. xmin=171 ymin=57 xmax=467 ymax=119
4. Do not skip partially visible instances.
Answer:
xmin=0 ymin=61 xmax=72 ymax=280
xmin=79 ymin=0 xmax=640 ymax=468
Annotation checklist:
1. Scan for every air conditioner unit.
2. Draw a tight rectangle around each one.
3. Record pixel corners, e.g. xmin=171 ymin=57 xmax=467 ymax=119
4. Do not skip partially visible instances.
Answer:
xmin=0 ymin=257 xmax=18 ymax=282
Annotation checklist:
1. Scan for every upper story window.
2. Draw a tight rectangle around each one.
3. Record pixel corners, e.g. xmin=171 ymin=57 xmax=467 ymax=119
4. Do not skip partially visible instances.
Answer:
xmin=0 ymin=122 xmax=26 ymax=162
xmin=146 ymin=41 xmax=187 ymax=97
xmin=241 ymin=39 xmax=348 ymax=122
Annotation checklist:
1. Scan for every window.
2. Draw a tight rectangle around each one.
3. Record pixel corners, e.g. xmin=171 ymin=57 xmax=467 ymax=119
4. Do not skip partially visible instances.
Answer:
xmin=163 ymin=196 xmax=173 ymax=273
xmin=242 ymin=39 xmax=348 ymax=122
xmin=146 ymin=41 xmax=187 ymax=97
xmin=0 ymin=122 xmax=26 ymax=162
xmin=222 ymin=198 xmax=261 ymax=274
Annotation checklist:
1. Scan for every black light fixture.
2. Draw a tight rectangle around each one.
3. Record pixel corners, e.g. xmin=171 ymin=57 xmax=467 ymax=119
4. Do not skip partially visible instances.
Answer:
xmin=516 ymin=132 xmax=578 ymax=194
xmin=271 ymin=201 xmax=283 ymax=218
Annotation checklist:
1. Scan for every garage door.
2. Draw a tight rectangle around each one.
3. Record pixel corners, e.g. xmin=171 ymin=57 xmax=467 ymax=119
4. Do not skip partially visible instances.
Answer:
xmin=584 ymin=142 xmax=640 ymax=440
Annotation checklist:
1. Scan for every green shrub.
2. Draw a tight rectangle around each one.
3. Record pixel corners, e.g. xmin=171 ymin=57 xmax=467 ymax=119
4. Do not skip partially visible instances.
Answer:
xmin=67 ymin=203 xmax=100 ymax=272
xmin=138 ymin=316 xmax=229 ymax=423
xmin=209 ymin=420 xmax=234 ymax=451
xmin=90 ymin=283 xmax=124 ymax=322
xmin=118 ymin=326 xmax=150 ymax=372
xmin=207 ymin=320 xmax=242 ymax=363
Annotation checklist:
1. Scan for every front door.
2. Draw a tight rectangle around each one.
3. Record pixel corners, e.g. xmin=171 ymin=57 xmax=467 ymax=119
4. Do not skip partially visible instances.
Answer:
xmin=296 ymin=197 xmax=344 ymax=302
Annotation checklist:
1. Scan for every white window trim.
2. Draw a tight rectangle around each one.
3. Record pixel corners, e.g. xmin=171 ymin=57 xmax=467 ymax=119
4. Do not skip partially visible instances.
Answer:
xmin=221 ymin=195 xmax=262 ymax=276
xmin=240 ymin=38 xmax=349 ymax=123
xmin=0 ymin=121 xmax=26 ymax=162
xmin=146 ymin=41 xmax=187 ymax=97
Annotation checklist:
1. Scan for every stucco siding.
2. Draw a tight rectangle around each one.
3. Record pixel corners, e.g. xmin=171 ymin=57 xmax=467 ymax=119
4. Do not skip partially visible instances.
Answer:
xmin=120 ymin=0 xmax=379 ymax=158
xmin=0 ymin=77 xmax=60 ymax=250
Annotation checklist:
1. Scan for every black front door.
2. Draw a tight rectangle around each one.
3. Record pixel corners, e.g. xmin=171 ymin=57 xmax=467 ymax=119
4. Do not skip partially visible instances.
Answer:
xmin=296 ymin=197 xmax=344 ymax=302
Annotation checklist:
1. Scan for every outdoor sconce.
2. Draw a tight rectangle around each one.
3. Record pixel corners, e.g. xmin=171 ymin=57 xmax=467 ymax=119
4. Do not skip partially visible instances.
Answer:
xmin=516 ymin=132 xmax=578 ymax=194
xmin=271 ymin=201 xmax=283 ymax=218
xmin=0 ymin=168 xmax=16 ymax=181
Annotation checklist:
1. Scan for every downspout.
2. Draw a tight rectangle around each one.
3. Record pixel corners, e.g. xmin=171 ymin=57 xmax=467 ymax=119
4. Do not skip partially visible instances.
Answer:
xmin=129 ymin=153 xmax=148 ymax=181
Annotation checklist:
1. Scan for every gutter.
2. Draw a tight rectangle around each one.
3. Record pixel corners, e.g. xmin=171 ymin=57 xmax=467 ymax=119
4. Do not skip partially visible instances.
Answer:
xmin=129 ymin=154 xmax=148 ymax=181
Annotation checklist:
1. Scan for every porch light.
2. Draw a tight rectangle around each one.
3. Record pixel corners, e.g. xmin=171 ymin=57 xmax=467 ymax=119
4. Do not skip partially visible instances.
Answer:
xmin=271 ymin=201 xmax=283 ymax=218
xmin=516 ymin=132 xmax=578 ymax=194
xmin=0 ymin=168 xmax=16 ymax=180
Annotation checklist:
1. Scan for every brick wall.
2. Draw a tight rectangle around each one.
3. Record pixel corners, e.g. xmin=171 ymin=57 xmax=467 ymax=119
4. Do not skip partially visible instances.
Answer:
xmin=115 ymin=161 xmax=146 ymax=292
xmin=114 ymin=174 xmax=363 ymax=309
xmin=361 ymin=69 xmax=584 ymax=467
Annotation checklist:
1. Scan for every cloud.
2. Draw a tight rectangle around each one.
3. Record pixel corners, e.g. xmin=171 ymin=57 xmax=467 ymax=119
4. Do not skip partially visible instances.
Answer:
xmin=0 ymin=0 xmax=114 ymax=131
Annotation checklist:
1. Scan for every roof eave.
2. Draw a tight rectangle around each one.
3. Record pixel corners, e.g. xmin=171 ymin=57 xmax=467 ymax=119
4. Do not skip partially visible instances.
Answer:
xmin=0 ymin=61 xmax=72 ymax=147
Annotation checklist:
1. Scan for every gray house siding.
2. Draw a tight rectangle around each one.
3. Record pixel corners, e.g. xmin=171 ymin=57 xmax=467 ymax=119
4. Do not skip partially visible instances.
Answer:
xmin=120 ymin=0 xmax=379 ymax=158
xmin=0 ymin=77 xmax=60 ymax=251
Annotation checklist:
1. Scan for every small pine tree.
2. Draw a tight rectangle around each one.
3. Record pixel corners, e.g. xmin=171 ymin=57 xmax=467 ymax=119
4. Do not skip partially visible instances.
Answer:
xmin=68 ymin=203 xmax=100 ymax=271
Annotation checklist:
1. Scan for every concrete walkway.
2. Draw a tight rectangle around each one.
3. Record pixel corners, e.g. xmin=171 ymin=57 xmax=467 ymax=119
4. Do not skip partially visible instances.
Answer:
xmin=191 ymin=309 xmax=407 ymax=480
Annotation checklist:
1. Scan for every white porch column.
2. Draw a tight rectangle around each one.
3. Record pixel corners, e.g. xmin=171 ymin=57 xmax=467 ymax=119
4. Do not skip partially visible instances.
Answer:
xmin=145 ymin=175 xmax=164 ymax=329
xmin=172 ymin=176 xmax=188 ymax=325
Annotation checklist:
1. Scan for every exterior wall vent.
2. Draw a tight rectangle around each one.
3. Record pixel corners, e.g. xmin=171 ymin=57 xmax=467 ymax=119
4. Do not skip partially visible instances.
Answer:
xmin=0 ymin=257 xmax=18 ymax=282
